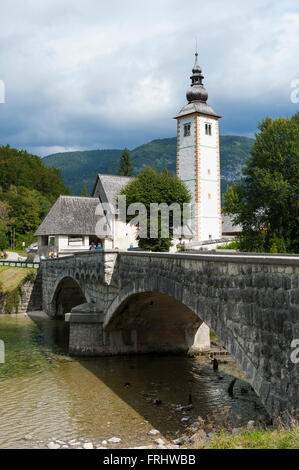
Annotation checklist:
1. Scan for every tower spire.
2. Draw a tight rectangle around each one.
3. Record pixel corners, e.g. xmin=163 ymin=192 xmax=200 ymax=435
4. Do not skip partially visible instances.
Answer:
xmin=186 ymin=52 xmax=208 ymax=103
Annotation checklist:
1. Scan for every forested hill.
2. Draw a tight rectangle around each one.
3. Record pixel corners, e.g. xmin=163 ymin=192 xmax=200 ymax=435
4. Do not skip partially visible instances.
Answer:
xmin=0 ymin=145 xmax=69 ymax=248
xmin=43 ymin=135 xmax=255 ymax=195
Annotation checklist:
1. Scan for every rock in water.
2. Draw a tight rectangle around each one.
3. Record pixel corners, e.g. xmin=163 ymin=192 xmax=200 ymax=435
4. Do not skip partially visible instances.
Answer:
xmin=83 ymin=442 xmax=94 ymax=449
xmin=148 ymin=429 xmax=160 ymax=436
xmin=24 ymin=434 xmax=33 ymax=441
xmin=181 ymin=417 xmax=190 ymax=422
xmin=227 ymin=378 xmax=237 ymax=396
xmin=108 ymin=437 xmax=121 ymax=443
xmin=154 ymin=438 xmax=164 ymax=446
xmin=47 ymin=442 xmax=61 ymax=449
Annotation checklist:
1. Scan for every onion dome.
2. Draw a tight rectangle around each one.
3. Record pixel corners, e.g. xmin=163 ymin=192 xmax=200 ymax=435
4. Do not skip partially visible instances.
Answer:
xmin=186 ymin=53 xmax=208 ymax=103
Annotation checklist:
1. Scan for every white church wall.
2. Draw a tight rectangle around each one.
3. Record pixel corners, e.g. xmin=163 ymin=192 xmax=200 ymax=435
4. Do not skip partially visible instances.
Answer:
xmin=114 ymin=218 xmax=138 ymax=250
xmin=198 ymin=116 xmax=221 ymax=241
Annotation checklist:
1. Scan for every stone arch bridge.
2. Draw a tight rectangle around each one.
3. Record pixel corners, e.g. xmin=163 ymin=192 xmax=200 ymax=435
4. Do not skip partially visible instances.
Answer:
xmin=40 ymin=251 xmax=299 ymax=420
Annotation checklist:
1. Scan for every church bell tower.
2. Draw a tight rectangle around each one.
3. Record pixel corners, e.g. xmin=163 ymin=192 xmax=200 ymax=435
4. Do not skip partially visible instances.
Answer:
xmin=175 ymin=53 xmax=222 ymax=241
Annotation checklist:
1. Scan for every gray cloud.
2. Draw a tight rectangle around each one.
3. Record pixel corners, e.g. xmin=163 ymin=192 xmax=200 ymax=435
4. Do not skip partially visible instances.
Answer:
xmin=0 ymin=0 xmax=298 ymax=156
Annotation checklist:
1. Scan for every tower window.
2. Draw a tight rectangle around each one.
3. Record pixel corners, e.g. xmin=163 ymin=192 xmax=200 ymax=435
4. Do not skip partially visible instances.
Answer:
xmin=184 ymin=123 xmax=191 ymax=137
xmin=208 ymin=169 xmax=211 ymax=176
xmin=208 ymin=193 xmax=211 ymax=200
xmin=205 ymin=123 xmax=212 ymax=136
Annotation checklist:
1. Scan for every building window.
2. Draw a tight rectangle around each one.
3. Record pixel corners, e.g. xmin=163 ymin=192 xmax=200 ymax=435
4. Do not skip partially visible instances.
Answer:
xmin=184 ymin=123 xmax=191 ymax=137
xmin=68 ymin=235 xmax=83 ymax=246
xmin=208 ymin=169 xmax=211 ymax=176
xmin=205 ymin=123 xmax=212 ymax=136
xmin=208 ymin=193 xmax=211 ymax=199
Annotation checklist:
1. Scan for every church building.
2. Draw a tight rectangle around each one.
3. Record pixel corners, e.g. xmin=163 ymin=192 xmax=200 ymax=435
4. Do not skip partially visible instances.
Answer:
xmin=175 ymin=53 xmax=222 ymax=241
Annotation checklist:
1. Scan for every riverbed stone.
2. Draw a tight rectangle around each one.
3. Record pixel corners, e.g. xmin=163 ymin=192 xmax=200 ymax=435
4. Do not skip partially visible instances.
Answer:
xmin=47 ymin=442 xmax=61 ymax=449
xmin=69 ymin=441 xmax=81 ymax=446
xmin=181 ymin=417 xmax=190 ymax=422
xmin=189 ymin=429 xmax=207 ymax=444
xmin=24 ymin=434 xmax=33 ymax=441
xmin=154 ymin=438 xmax=164 ymax=446
xmin=83 ymin=442 xmax=94 ymax=449
xmin=108 ymin=437 xmax=121 ymax=443
xmin=148 ymin=429 xmax=160 ymax=436
xmin=173 ymin=436 xmax=188 ymax=445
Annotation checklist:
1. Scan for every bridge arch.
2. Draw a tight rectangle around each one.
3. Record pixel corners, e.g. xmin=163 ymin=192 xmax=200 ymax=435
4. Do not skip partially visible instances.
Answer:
xmin=105 ymin=290 xmax=210 ymax=354
xmin=105 ymin=281 xmax=270 ymax=417
xmin=50 ymin=276 xmax=87 ymax=318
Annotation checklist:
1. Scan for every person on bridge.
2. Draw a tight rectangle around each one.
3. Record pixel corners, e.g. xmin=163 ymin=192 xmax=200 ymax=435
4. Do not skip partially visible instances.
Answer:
xmin=95 ymin=242 xmax=102 ymax=250
xmin=89 ymin=242 xmax=96 ymax=251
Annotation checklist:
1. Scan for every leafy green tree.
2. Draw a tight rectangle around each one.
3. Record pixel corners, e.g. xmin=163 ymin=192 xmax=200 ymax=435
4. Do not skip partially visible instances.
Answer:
xmin=121 ymin=167 xmax=191 ymax=252
xmin=0 ymin=145 xmax=69 ymax=202
xmin=0 ymin=145 xmax=69 ymax=248
xmin=118 ymin=148 xmax=133 ymax=176
xmin=0 ymin=200 xmax=11 ymax=249
xmin=81 ymin=186 xmax=89 ymax=197
xmin=223 ymin=113 xmax=299 ymax=253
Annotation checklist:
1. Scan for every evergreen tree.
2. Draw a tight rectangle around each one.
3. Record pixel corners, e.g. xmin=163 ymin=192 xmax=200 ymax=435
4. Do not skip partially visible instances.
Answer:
xmin=223 ymin=113 xmax=299 ymax=253
xmin=118 ymin=148 xmax=133 ymax=176
xmin=81 ymin=186 xmax=89 ymax=197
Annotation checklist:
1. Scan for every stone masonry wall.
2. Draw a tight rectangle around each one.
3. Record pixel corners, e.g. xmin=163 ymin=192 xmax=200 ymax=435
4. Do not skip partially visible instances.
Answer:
xmin=0 ymin=269 xmax=43 ymax=314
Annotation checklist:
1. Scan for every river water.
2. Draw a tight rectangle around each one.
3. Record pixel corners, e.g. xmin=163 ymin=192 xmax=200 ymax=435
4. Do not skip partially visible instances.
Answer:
xmin=0 ymin=313 xmax=269 ymax=449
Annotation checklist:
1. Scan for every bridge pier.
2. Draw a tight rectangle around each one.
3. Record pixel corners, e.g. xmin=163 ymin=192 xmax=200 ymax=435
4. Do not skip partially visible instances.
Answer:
xmin=65 ymin=304 xmax=107 ymax=356
xmin=190 ymin=322 xmax=211 ymax=353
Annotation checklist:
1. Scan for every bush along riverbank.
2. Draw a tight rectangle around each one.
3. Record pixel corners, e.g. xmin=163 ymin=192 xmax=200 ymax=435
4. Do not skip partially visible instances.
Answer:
xmin=0 ymin=267 xmax=40 ymax=314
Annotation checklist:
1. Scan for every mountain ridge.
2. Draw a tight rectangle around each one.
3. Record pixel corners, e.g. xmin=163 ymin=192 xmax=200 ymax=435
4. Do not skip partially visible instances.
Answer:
xmin=43 ymin=135 xmax=255 ymax=196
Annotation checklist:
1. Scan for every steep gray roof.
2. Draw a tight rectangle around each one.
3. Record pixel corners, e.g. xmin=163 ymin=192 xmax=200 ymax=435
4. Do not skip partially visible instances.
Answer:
xmin=35 ymin=196 xmax=102 ymax=236
xmin=174 ymin=101 xmax=221 ymax=119
xmin=222 ymin=214 xmax=242 ymax=234
xmin=92 ymin=174 xmax=133 ymax=210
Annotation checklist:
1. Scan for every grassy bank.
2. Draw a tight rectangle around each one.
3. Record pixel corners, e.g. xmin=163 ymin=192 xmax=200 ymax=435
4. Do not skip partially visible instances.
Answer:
xmin=199 ymin=422 xmax=299 ymax=449
xmin=0 ymin=267 xmax=37 ymax=313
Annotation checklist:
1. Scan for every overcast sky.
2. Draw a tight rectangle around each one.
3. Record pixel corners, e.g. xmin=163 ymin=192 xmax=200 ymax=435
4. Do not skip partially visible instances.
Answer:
xmin=0 ymin=0 xmax=298 ymax=156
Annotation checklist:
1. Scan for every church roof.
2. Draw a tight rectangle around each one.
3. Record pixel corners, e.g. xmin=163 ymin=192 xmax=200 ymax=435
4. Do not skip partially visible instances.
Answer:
xmin=35 ymin=196 xmax=101 ymax=236
xmin=92 ymin=174 xmax=133 ymax=212
xmin=175 ymin=101 xmax=220 ymax=119
xmin=35 ymin=174 xmax=133 ymax=236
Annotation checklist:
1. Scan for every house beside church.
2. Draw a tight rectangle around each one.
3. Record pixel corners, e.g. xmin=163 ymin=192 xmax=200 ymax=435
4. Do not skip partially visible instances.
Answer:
xmin=35 ymin=174 xmax=138 ymax=256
